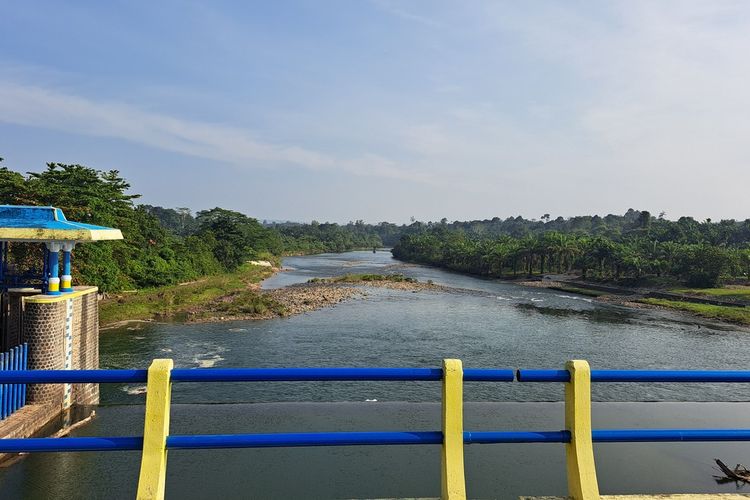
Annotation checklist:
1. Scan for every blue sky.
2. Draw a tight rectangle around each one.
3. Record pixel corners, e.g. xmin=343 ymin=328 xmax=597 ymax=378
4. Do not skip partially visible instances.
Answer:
xmin=1 ymin=1 xmax=749 ymax=223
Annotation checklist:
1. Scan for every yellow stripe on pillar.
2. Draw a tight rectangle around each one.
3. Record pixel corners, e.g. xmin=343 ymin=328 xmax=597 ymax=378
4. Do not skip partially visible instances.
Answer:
xmin=565 ymin=360 xmax=600 ymax=500
xmin=441 ymin=358 xmax=466 ymax=500
xmin=137 ymin=359 xmax=174 ymax=500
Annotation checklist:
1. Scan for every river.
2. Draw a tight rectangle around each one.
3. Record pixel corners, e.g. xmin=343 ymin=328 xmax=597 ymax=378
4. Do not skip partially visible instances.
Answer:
xmin=2 ymin=250 xmax=750 ymax=499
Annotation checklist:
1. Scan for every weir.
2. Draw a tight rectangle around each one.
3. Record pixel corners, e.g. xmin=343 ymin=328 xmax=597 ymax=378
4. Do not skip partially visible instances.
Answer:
xmin=1 ymin=361 xmax=750 ymax=499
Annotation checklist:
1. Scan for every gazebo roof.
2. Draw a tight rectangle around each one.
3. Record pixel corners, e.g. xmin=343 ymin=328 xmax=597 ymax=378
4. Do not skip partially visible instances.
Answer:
xmin=0 ymin=205 xmax=123 ymax=242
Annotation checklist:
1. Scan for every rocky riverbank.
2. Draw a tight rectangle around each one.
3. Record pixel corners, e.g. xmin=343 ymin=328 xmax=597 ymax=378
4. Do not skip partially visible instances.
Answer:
xmin=189 ymin=274 xmax=448 ymax=323
xmin=100 ymin=263 xmax=457 ymax=328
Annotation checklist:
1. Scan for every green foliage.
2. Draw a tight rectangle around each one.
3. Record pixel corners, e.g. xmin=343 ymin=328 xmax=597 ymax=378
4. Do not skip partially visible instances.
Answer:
xmin=392 ymin=225 xmax=749 ymax=288
xmin=273 ymin=220 xmax=383 ymax=254
xmin=671 ymin=286 xmax=750 ymax=301
xmin=209 ymin=290 xmax=284 ymax=316
xmin=673 ymin=244 xmax=736 ymax=287
xmin=0 ymin=163 xmax=258 ymax=292
xmin=320 ymin=273 xmax=416 ymax=283
xmin=99 ymin=262 xmax=278 ymax=325
xmin=639 ymin=298 xmax=750 ymax=325
xmin=196 ymin=208 xmax=282 ymax=270
xmin=5 ymin=158 xmax=750 ymax=294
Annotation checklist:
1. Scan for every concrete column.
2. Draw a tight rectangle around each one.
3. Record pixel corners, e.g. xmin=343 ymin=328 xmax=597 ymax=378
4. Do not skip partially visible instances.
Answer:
xmin=46 ymin=242 xmax=62 ymax=296
xmin=61 ymin=242 xmax=75 ymax=293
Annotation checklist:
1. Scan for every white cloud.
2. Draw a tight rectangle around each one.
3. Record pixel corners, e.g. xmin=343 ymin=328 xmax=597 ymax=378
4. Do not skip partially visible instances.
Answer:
xmin=3 ymin=1 xmax=750 ymax=221
xmin=0 ymin=81 xmax=435 ymax=185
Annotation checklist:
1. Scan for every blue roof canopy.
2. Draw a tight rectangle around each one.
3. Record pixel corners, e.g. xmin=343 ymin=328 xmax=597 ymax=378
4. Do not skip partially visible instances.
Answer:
xmin=0 ymin=205 xmax=123 ymax=242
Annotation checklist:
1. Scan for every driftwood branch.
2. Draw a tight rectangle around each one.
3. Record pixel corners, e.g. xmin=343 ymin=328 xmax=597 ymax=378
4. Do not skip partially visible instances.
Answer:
xmin=50 ymin=411 xmax=96 ymax=438
xmin=714 ymin=458 xmax=750 ymax=483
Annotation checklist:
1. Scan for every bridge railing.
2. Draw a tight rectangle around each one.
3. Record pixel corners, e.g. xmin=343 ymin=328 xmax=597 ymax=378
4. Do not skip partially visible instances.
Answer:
xmin=1 ymin=360 xmax=750 ymax=500
xmin=0 ymin=343 xmax=27 ymax=420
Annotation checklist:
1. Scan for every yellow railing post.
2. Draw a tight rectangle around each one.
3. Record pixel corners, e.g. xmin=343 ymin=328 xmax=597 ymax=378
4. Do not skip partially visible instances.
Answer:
xmin=136 ymin=359 xmax=174 ymax=500
xmin=441 ymin=359 xmax=466 ymax=500
xmin=565 ymin=360 xmax=600 ymax=500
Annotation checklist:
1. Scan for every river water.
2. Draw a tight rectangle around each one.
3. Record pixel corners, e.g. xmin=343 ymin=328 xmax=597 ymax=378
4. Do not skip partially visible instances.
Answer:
xmin=2 ymin=250 xmax=750 ymax=499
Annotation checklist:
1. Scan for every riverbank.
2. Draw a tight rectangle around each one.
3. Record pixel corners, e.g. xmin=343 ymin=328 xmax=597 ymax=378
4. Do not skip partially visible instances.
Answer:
xmin=517 ymin=279 xmax=750 ymax=326
xmin=188 ymin=273 xmax=446 ymax=323
xmin=100 ymin=266 xmax=442 ymax=328
xmin=100 ymin=261 xmax=282 ymax=328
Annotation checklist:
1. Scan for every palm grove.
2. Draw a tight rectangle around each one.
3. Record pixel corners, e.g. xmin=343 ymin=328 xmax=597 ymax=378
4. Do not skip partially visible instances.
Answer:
xmin=1 ymin=161 xmax=749 ymax=291
xmin=392 ymin=213 xmax=750 ymax=288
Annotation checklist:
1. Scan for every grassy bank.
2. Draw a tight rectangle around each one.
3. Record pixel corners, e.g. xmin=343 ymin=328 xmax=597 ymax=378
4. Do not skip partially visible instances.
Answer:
xmin=670 ymin=286 xmax=750 ymax=302
xmin=100 ymin=259 xmax=281 ymax=327
xmin=310 ymin=273 xmax=417 ymax=284
xmin=639 ymin=298 xmax=750 ymax=326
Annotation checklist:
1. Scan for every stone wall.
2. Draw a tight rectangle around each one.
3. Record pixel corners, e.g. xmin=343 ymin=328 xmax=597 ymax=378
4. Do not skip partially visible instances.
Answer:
xmin=23 ymin=300 xmax=65 ymax=404
xmin=22 ymin=287 xmax=99 ymax=410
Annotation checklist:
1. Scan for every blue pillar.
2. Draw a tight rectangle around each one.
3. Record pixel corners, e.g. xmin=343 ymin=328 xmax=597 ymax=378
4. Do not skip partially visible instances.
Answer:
xmin=46 ymin=242 xmax=61 ymax=295
xmin=61 ymin=242 xmax=74 ymax=292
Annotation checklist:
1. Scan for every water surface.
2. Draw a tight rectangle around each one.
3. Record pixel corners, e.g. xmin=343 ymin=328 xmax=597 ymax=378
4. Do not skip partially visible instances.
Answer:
xmin=4 ymin=250 xmax=750 ymax=499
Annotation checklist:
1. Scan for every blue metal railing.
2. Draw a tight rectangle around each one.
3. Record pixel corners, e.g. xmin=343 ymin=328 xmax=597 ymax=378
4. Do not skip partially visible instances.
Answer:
xmin=0 ymin=366 xmax=749 ymax=449
xmin=517 ymin=369 xmax=750 ymax=382
xmin=0 ymin=367 xmax=515 ymax=384
xmin=0 ymin=343 xmax=27 ymax=420
xmin=5 ymin=364 xmax=750 ymax=498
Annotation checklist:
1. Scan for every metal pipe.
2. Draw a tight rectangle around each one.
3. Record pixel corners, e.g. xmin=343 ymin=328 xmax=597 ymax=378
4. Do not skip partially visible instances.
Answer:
xmin=8 ymin=367 xmax=750 ymax=385
xmin=517 ymin=369 xmax=750 ymax=383
xmin=2 ymin=352 xmax=7 ymax=419
xmin=4 ymin=428 xmax=750 ymax=453
xmin=169 ymin=367 xmax=444 ymax=382
xmin=516 ymin=369 xmax=570 ymax=382
xmin=464 ymin=431 xmax=569 ymax=444
xmin=591 ymin=370 xmax=750 ymax=382
xmin=166 ymin=431 xmax=444 ymax=449
xmin=0 ymin=369 xmax=149 ymax=384
xmin=592 ymin=429 xmax=750 ymax=442
xmin=170 ymin=367 xmax=514 ymax=382
xmin=463 ymin=369 xmax=514 ymax=381
xmin=21 ymin=343 xmax=27 ymax=406
xmin=0 ymin=367 xmax=510 ymax=384
xmin=0 ymin=353 xmax=5 ymax=419
xmin=0 ymin=436 xmax=143 ymax=452
xmin=12 ymin=346 xmax=18 ymax=413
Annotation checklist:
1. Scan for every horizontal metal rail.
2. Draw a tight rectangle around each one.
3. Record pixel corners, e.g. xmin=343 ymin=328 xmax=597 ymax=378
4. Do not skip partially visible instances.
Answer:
xmin=10 ymin=367 xmax=750 ymax=384
xmin=0 ymin=369 xmax=149 ymax=384
xmin=516 ymin=369 xmax=750 ymax=383
xmin=6 ymin=428 xmax=750 ymax=453
xmin=0 ymin=367 xmax=514 ymax=384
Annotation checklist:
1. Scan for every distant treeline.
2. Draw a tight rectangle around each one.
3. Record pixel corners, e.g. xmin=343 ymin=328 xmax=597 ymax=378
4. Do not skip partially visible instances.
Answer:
xmin=3 ymin=161 xmax=749 ymax=291
xmin=392 ymin=213 xmax=750 ymax=288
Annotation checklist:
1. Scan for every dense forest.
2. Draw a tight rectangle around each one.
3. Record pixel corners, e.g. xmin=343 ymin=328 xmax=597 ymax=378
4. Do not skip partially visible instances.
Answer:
xmin=392 ymin=213 xmax=750 ymax=288
xmin=2 ymin=160 xmax=749 ymax=291
xmin=0 ymin=162 xmax=381 ymax=292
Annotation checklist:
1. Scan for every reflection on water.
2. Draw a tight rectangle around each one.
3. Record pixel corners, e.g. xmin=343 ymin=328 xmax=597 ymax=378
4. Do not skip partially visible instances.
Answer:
xmin=515 ymin=302 xmax=636 ymax=325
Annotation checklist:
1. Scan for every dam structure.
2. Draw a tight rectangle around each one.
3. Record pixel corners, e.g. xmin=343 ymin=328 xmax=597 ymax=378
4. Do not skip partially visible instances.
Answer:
xmin=0 ymin=205 xmax=121 ymax=439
